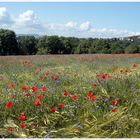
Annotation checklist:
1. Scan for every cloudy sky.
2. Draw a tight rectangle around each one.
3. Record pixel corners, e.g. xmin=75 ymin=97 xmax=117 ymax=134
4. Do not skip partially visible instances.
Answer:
xmin=0 ymin=2 xmax=140 ymax=38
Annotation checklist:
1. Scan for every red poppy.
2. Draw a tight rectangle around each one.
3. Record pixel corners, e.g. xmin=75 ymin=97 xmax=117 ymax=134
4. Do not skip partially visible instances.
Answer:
xmin=41 ymin=87 xmax=47 ymax=92
xmin=125 ymin=70 xmax=128 ymax=72
xmin=96 ymin=74 xmax=100 ymax=79
xmin=32 ymin=87 xmax=38 ymax=93
xmin=19 ymin=115 xmax=26 ymax=121
xmin=87 ymin=93 xmax=93 ymax=100
xmin=21 ymin=86 xmax=29 ymax=91
xmin=35 ymin=99 xmax=41 ymax=107
xmin=113 ymin=68 xmax=117 ymax=72
xmin=112 ymin=99 xmax=118 ymax=106
xmin=52 ymin=72 xmax=55 ymax=76
xmin=37 ymin=95 xmax=43 ymax=100
xmin=39 ymin=76 xmax=43 ymax=80
xmin=102 ymin=74 xmax=110 ymax=80
xmin=120 ymin=69 xmax=124 ymax=73
xmin=118 ymin=98 xmax=122 ymax=103
xmin=24 ymin=93 xmax=31 ymax=97
xmin=5 ymin=102 xmax=13 ymax=109
xmin=51 ymin=107 xmax=57 ymax=112
xmin=10 ymin=83 xmax=14 ymax=89
xmin=92 ymin=83 xmax=97 ymax=87
xmin=91 ymin=95 xmax=96 ymax=101
xmin=20 ymin=123 xmax=26 ymax=129
xmin=54 ymin=77 xmax=58 ymax=81
xmin=59 ymin=104 xmax=65 ymax=109
xmin=7 ymin=127 xmax=13 ymax=132
xmin=87 ymin=93 xmax=96 ymax=101
xmin=102 ymin=75 xmax=106 ymax=80
xmin=72 ymin=95 xmax=78 ymax=101
xmin=112 ymin=109 xmax=116 ymax=112
xmin=133 ymin=64 xmax=137 ymax=68
xmin=64 ymin=91 xmax=69 ymax=97
xmin=46 ymin=72 xmax=49 ymax=76
xmin=12 ymin=94 xmax=16 ymax=98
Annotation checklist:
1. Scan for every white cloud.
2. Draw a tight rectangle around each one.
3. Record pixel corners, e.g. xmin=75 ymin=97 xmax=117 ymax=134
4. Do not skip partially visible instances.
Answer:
xmin=14 ymin=10 xmax=38 ymax=28
xmin=80 ymin=21 xmax=91 ymax=31
xmin=0 ymin=7 xmax=139 ymax=38
xmin=65 ymin=21 xmax=77 ymax=28
xmin=0 ymin=7 xmax=13 ymax=25
xmin=89 ymin=28 xmax=140 ymax=38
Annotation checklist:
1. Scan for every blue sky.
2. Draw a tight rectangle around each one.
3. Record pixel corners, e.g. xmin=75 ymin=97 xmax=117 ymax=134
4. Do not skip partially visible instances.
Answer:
xmin=0 ymin=2 xmax=140 ymax=38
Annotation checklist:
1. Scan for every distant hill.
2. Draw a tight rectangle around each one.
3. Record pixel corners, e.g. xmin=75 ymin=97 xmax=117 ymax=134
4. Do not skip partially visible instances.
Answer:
xmin=122 ymin=35 xmax=140 ymax=41
xmin=16 ymin=34 xmax=140 ymax=40
xmin=17 ymin=34 xmax=40 ymax=38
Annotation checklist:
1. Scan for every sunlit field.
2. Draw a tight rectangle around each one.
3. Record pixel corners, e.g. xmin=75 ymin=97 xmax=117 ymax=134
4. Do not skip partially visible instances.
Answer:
xmin=0 ymin=54 xmax=140 ymax=138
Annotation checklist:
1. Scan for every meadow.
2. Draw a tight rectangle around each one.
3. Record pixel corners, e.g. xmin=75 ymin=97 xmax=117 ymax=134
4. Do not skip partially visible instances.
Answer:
xmin=0 ymin=54 xmax=140 ymax=138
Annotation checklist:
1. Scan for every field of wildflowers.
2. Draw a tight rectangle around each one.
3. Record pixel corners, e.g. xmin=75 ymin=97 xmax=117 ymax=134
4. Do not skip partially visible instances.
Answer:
xmin=0 ymin=54 xmax=140 ymax=138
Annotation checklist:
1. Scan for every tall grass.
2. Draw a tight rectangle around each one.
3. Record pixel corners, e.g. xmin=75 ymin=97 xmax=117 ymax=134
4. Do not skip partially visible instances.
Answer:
xmin=0 ymin=54 xmax=140 ymax=138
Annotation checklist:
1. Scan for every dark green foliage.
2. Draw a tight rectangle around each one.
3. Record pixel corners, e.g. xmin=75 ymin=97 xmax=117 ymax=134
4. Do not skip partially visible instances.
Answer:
xmin=0 ymin=29 xmax=18 ymax=55
xmin=0 ymin=28 xmax=140 ymax=55
xmin=125 ymin=44 xmax=140 ymax=53
xmin=17 ymin=36 xmax=37 ymax=55
xmin=37 ymin=36 xmax=64 ymax=54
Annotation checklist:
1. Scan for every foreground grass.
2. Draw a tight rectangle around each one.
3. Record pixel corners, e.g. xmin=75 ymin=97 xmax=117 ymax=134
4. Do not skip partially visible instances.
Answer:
xmin=0 ymin=54 xmax=140 ymax=138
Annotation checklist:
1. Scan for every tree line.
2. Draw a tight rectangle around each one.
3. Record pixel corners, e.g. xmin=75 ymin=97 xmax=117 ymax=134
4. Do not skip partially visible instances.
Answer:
xmin=0 ymin=29 xmax=140 ymax=55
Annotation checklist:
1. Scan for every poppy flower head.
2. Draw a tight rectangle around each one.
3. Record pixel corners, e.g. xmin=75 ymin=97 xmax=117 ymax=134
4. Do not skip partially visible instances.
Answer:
xmin=32 ymin=87 xmax=38 ymax=93
xmin=112 ymin=109 xmax=116 ymax=112
xmin=72 ymin=95 xmax=78 ymax=101
xmin=92 ymin=83 xmax=97 ymax=87
xmin=54 ymin=77 xmax=58 ymax=81
xmin=120 ymin=69 xmax=124 ymax=73
xmin=125 ymin=70 xmax=128 ymax=72
xmin=7 ymin=127 xmax=13 ymax=133
xmin=21 ymin=86 xmax=29 ymax=91
xmin=46 ymin=72 xmax=49 ymax=76
xmin=10 ymin=83 xmax=14 ymax=89
xmin=20 ymin=123 xmax=26 ymax=129
xmin=118 ymin=98 xmax=122 ymax=103
xmin=91 ymin=95 xmax=96 ymax=101
xmin=5 ymin=102 xmax=13 ymax=109
xmin=41 ymin=87 xmax=47 ymax=92
xmin=19 ymin=115 xmax=26 ymax=121
xmin=51 ymin=107 xmax=57 ymax=113
xmin=59 ymin=104 xmax=65 ymax=109
xmin=96 ymin=74 xmax=100 ymax=79
xmin=39 ymin=76 xmax=43 ymax=80
xmin=35 ymin=99 xmax=41 ymax=107
xmin=133 ymin=64 xmax=137 ymax=68
xmin=64 ymin=91 xmax=69 ymax=97
xmin=112 ymin=99 xmax=118 ymax=106
xmin=87 ymin=93 xmax=93 ymax=100
xmin=102 ymin=74 xmax=110 ymax=80
xmin=24 ymin=93 xmax=31 ymax=97
xmin=113 ymin=68 xmax=117 ymax=72
xmin=37 ymin=95 xmax=43 ymax=100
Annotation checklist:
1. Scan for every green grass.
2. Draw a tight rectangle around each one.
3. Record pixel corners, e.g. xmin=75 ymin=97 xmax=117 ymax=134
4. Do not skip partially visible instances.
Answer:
xmin=0 ymin=54 xmax=140 ymax=138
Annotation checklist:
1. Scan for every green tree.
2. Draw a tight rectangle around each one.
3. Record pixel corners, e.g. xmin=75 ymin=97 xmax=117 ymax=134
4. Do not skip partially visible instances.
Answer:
xmin=76 ymin=39 xmax=89 ymax=54
xmin=0 ymin=29 xmax=18 ymax=55
xmin=94 ymin=39 xmax=110 ymax=54
xmin=17 ymin=36 xmax=37 ymax=55
xmin=110 ymin=42 xmax=124 ymax=54
xmin=37 ymin=36 xmax=64 ymax=54
xmin=125 ymin=44 xmax=139 ymax=53
xmin=62 ymin=39 xmax=72 ymax=54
